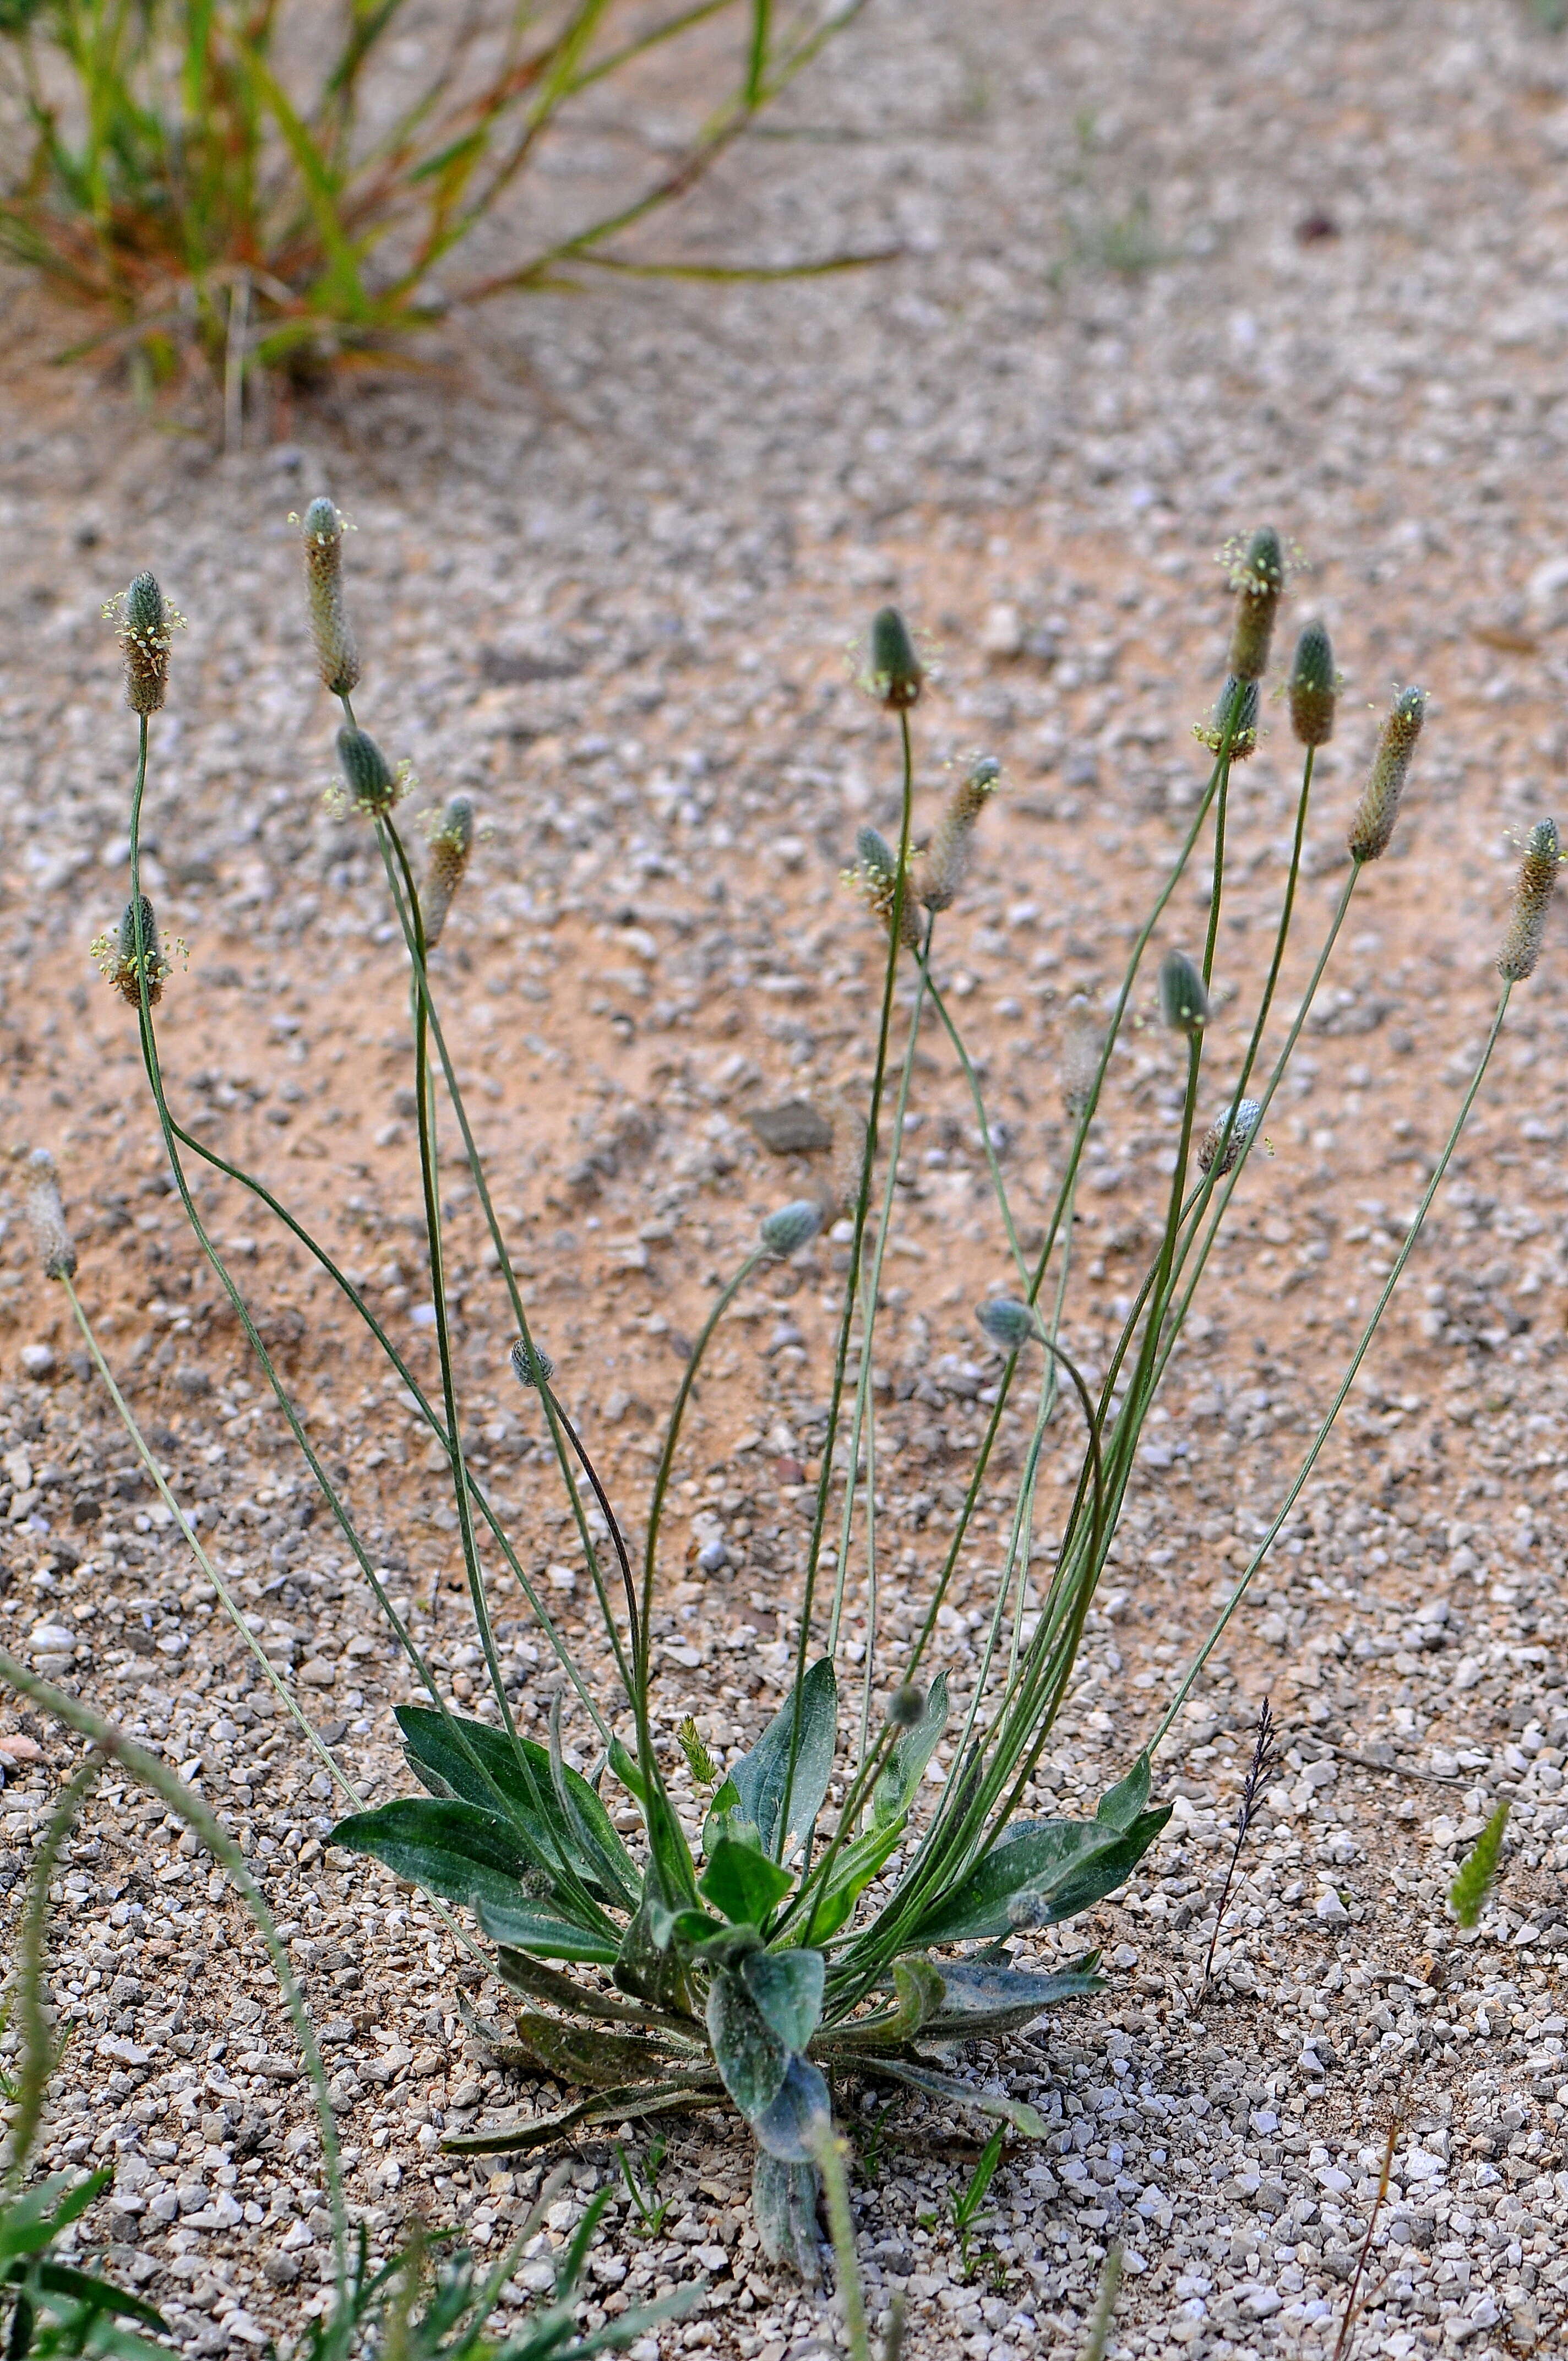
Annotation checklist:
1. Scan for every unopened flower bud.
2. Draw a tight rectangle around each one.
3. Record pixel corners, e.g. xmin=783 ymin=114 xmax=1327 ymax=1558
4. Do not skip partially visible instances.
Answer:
xmin=336 ymin=726 xmax=396 ymax=815
xmin=1498 ymin=819 xmax=1560 ymax=984
xmin=976 ymin=1297 xmax=1038 ymax=1353
xmin=422 ymin=795 xmax=474 ymax=948
xmin=1226 ymin=527 xmax=1284 ymax=682
xmin=107 ymin=572 xmax=182 ymax=715
xmin=868 ymin=607 xmax=922 ymax=709
xmin=510 ymin=1337 xmax=554 ymax=1389
xmin=26 ymin=1150 xmax=75 ymax=1281
xmin=761 ymin=1200 xmax=822 ymax=1255
xmin=887 ymin=1683 xmax=926 ymax=1732
xmin=1159 ymin=949 xmax=1208 ymax=1036
xmin=298 ymin=498 xmax=360 ymax=697
xmin=1348 ymin=687 xmax=1425 ymax=863
xmin=1194 ymin=675 xmax=1259 ymax=760
xmin=919 ymin=757 xmax=999 ymax=912
xmin=1197 ymin=1096 xmax=1263 ymax=1177
xmin=1288 ymin=621 xmax=1336 ymax=747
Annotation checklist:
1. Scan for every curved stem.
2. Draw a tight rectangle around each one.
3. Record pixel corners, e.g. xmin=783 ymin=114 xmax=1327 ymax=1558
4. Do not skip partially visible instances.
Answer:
xmin=1154 ymin=987 xmax=1513 ymax=1750
xmin=0 ymin=1654 xmax=350 ymax=2292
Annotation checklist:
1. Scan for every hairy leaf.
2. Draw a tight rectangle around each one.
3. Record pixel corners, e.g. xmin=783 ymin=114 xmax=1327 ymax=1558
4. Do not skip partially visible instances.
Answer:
xmin=863 ymin=2057 xmax=1048 ymax=2138
xmin=921 ymin=1955 xmax=1104 ymax=2038
xmin=475 ymin=1896 xmax=620 ymax=1965
xmin=706 ymin=1965 xmax=790 ymax=2119
xmin=397 ymin=1705 xmax=639 ymax=1908
xmin=741 ymin=1946 xmax=825 ymax=2052
xmin=907 ymin=1802 xmax=1169 ymax=1946
xmin=699 ymin=1836 xmax=793 ymax=1927
xmin=752 ymin=2153 xmax=822 ymax=2278
xmin=729 ymin=1658 xmax=837 ymax=1862
xmin=751 ymin=2053 xmax=833 ymax=2162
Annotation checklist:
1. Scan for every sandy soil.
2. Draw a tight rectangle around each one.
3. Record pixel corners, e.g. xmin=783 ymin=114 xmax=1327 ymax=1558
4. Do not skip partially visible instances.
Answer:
xmin=4 ymin=2 xmax=1568 ymax=2356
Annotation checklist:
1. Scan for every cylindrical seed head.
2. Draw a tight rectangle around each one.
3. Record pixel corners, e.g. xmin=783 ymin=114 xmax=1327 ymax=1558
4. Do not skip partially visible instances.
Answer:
xmin=845 ymin=823 xmax=921 ymax=947
xmin=1159 ymin=949 xmax=1208 ymax=1036
xmin=1348 ymin=687 xmax=1425 ymax=863
xmin=1194 ymin=674 xmax=1260 ymax=760
xmin=26 ymin=1149 xmax=76 ymax=1281
xmin=869 ymin=607 xmax=923 ymax=709
xmin=1288 ymin=620 xmax=1336 ymax=747
xmin=918 ymin=757 xmax=1000 ymax=912
xmin=110 ymin=894 xmax=166 ymax=1007
xmin=422 ymin=794 xmax=475 ymax=948
xmin=1226 ymin=527 xmax=1284 ymax=682
xmin=1498 ymin=818 xmax=1561 ymax=984
xmin=887 ymin=1683 xmax=926 ymax=1732
xmin=976 ymin=1297 xmax=1038 ymax=1352
xmin=1197 ymin=1096 xmax=1263 ymax=1177
xmin=118 ymin=571 xmax=174 ymax=714
xmin=336 ymin=726 xmax=396 ymax=816
xmin=1060 ymin=1006 xmax=1103 ymax=1121
xmin=761 ymin=1200 xmax=823 ymax=1255
xmin=510 ymin=1337 xmax=554 ymax=1389
xmin=300 ymin=498 xmax=361 ymax=697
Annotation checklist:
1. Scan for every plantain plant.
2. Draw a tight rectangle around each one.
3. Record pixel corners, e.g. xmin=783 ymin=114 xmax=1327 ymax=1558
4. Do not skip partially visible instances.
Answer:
xmin=61 ymin=513 xmax=1558 ymax=2271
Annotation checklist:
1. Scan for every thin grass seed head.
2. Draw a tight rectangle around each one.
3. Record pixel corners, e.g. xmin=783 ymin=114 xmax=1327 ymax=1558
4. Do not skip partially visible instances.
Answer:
xmin=510 ymin=1338 xmax=554 ymax=1389
xmin=887 ymin=1683 xmax=926 ymax=1731
xmin=1225 ymin=526 xmax=1285 ymax=682
xmin=1197 ymin=1096 xmax=1265 ymax=1176
xmin=918 ymin=755 xmax=1000 ymax=911
xmin=92 ymin=894 xmax=178 ymax=1007
xmin=26 ymin=1150 xmax=75 ymax=1281
xmin=976 ymin=1297 xmax=1038 ymax=1352
xmin=293 ymin=498 xmax=361 ymax=697
xmin=1348 ymin=686 xmax=1426 ymax=862
xmin=1159 ymin=948 xmax=1208 ymax=1035
xmin=1194 ymin=674 xmax=1260 ymax=760
xmin=1288 ymin=619 xmax=1337 ymax=746
xmin=421 ymin=794 xmax=475 ymax=948
xmin=1498 ymin=818 xmax=1561 ymax=983
xmin=867 ymin=606 xmax=923 ymax=709
xmin=761 ymin=1200 xmax=822 ymax=1255
xmin=333 ymin=726 xmax=404 ymax=818
xmin=104 ymin=571 xmax=184 ymax=715
xmin=1449 ymin=1798 xmax=1510 ymax=1928
xmin=676 ymin=1717 xmax=720 ymax=1787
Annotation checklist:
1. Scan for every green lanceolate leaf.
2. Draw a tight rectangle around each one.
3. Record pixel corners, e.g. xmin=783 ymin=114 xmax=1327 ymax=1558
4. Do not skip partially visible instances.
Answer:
xmin=752 ymin=2153 xmax=822 ymax=2277
xmin=729 ymin=1657 xmax=837 ymax=1862
xmin=1095 ymin=1753 xmax=1152 ymax=1833
xmin=906 ymin=1801 xmax=1171 ymax=1946
xmin=752 ymin=2053 xmax=833 ymax=2162
xmin=397 ymin=1705 xmax=639 ymax=1908
xmin=699 ymin=1836 xmax=793 ymax=1927
xmin=803 ymin=1814 xmax=906 ymax=1944
xmin=0 ymin=2171 xmax=111 ymax=2261
xmin=330 ymin=1796 xmax=537 ymax=1912
xmin=465 ymin=2000 xmax=683 ymax=2090
xmin=476 ymin=1897 xmax=620 ymax=1965
xmin=873 ymin=1670 xmax=949 ymax=1826
xmin=706 ymin=1965 xmax=789 ymax=2119
xmin=862 ymin=2057 xmax=1048 ymax=2139
xmin=741 ymin=1947 xmax=825 ymax=2052
xmin=703 ymin=1776 xmax=761 ymax=1854
xmin=919 ymin=1955 xmax=1104 ymax=2039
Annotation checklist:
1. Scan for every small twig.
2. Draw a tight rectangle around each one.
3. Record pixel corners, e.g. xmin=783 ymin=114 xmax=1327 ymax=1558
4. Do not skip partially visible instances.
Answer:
xmin=1324 ymin=1742 xmax=1461 ymax=1788
xmin=1193 ymin=1695 xmax=1280 ymax=2006
xmin=1332 ymin=2051 xmax=1418 ymax=2361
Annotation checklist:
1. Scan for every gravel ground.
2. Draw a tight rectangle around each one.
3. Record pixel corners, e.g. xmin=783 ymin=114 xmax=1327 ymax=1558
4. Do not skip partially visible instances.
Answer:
xmin=4 ymin=1 xmax=1568 ymax=2355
